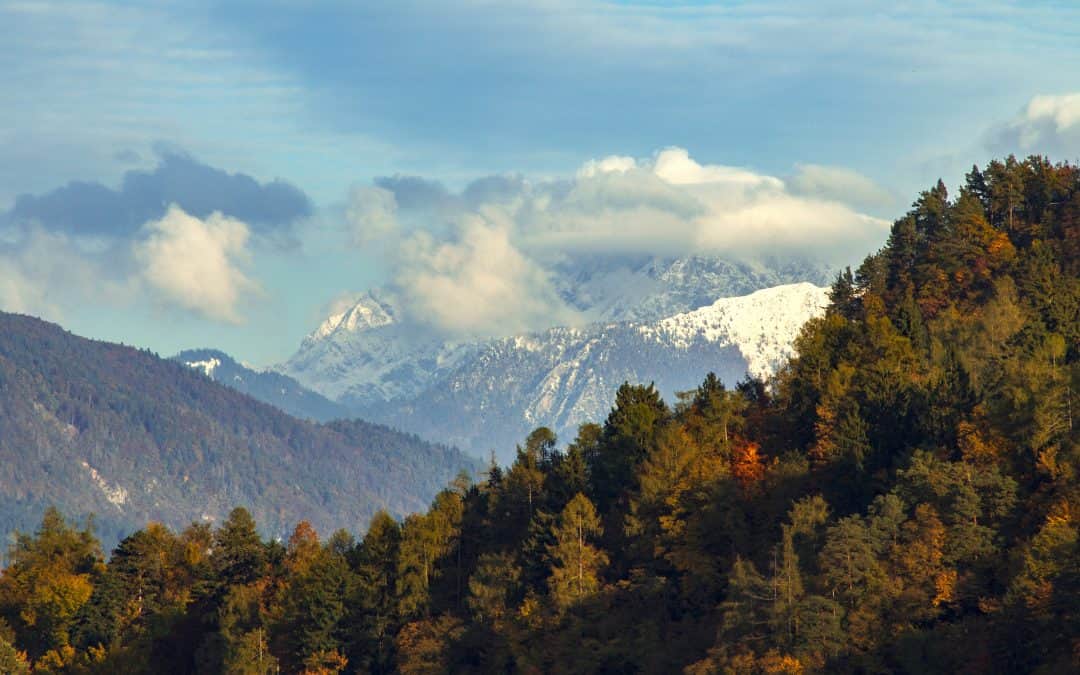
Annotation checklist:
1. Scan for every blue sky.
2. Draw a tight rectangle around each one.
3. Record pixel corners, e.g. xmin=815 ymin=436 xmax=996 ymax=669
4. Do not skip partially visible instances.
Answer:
xmin=2 ymin=1 xmax=1080 ymax=365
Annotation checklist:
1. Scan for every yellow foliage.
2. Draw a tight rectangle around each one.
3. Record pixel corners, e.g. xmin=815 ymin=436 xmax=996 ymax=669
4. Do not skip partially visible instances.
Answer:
xmin=301 ymin=649 xmax=347 ymax=675
xmin=932 ymin=570 xmax=957 ymax=607
xmin=957 ymin=419 xmax=1006 ymax=465
xmin=33 ymin=644 xmax=75 ymax=673
xmin=758 ymin=650 xmax=804 ymax=674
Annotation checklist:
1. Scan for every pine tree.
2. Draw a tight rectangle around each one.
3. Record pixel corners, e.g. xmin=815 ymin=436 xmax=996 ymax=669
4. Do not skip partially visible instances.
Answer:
xmin=547 ymin=494 xmax=608 ymax=610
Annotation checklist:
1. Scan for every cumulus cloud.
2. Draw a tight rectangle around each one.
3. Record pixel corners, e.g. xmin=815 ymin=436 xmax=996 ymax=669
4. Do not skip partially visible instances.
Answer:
xmin=397 ymin=214 xmax=578 ymax=337
xmin=345 ymin=185 xmax=399 ymax=246
xmin=6 ymin=151 xmax=312 ymax=237
xmin=577 ymin=155 xmax=637 ymax=179
xmin=133 ymin=206 xmax=261 ymax=324
xmin=988 ymin=92 xmax=1080 ymax=156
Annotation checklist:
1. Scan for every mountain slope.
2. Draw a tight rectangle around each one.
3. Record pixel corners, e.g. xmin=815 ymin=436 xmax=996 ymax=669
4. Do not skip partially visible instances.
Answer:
xmin=172 ymin=348 xmax=350 ymax=422
xmin=358 ymin=283 xmax=829 ymax=460
xmin=281 ymin=255 xmax=833 ymax=411
xmin=0 ymin=313 xmax=481 ymax=548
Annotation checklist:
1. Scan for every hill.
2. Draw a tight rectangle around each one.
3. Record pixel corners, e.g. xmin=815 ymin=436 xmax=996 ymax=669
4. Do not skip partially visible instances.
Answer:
xmin=172 ymin=348 xmax=349 ymax=422
xmin=0 ymin=314 xmax=480 ymax=549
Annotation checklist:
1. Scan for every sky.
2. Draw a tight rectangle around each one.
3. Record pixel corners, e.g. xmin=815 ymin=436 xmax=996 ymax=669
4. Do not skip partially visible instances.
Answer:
xmin=2 ymin=0 xmax=1080 ymax=365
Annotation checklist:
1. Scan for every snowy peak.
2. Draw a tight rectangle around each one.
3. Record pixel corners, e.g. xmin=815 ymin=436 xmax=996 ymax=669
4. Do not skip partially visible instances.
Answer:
xmin=350 ymin=282 xmax=831 ymax=460
xmin=307 ymin=292 xmax=396 ymax=344
xmin=642 ymin=282 xmax=829 ymax=378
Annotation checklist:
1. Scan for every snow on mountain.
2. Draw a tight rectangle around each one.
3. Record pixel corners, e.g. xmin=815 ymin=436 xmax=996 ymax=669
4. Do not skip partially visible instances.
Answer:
xmin=354 ymin=282 xmax=829 ymax=461
xmin=283 ymin=255 xmax=833 ymax=412
xmin=186 ymin=357 xmax=221 ymax=378
xmin=281 ymin=290 xmax=477 ymax=408
xmin=641 ymin=282 xmax=829 ymax=378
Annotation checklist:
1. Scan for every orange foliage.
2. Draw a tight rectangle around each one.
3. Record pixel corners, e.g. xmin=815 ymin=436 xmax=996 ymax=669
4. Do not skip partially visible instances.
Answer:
xmin=731 ymin=439 xmax=766 ymax=494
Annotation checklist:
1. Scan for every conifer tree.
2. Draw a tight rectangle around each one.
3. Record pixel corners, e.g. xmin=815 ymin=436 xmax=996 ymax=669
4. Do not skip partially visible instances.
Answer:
xmin=548 ymin=494 xmax=608 ymax=610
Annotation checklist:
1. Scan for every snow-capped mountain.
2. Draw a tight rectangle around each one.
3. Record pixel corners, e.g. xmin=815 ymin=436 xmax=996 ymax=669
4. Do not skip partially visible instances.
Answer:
xmin=281 ymin=254 xmax=833 ymax=413
xmin=353 ymin=282 xmax=829 ymax=460
xmin=280 ymin=290 xmax=477 ymax=408
xmin=555 ymin=254 xmax=833 ymax=322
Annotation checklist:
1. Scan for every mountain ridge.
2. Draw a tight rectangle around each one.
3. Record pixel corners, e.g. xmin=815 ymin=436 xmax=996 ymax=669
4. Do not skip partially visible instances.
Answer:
xmin=0 ymin=312 xmax=481 ymax=549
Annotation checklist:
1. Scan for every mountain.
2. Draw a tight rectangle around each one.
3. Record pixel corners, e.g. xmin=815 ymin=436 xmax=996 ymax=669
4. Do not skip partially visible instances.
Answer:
xmin=172 ymin=348 xmax=349 ymax=422
xmin=280 ymin=254 xmax=833 ymax=413
xmin=280 ymin=290 xmax=477 ymax=409
xmin=0 ymin=312 xmax=481 ymax=548
xmin=356 ymin=283 xmax=829 ymax=459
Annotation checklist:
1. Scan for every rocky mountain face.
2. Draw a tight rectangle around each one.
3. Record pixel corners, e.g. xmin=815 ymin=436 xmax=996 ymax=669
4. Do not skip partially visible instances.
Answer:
xmin=276 ymin=255 xmax=833 ymax=461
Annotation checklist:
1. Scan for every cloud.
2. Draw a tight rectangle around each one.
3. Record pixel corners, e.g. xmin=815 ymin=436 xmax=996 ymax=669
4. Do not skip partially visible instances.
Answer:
xmin=397 ymin=214 xmax=578 ymax=337
xmin=345 ymin=185 xmax=399 ymax=246
xmin=787 ymin=164 xmax=893 ymax=209
xmin=988 ymin=92 xmax=1080 ymax=156
xmin=339 ymin=146 xmax=889 ymax=337
xmin=133 ymin=206 xmax=261 ymax=324
xmin=577 ymin=155 xmax=637 ymax=179
xmin=6 ymin=151 xmax=312 ymax=237
xmin=373 ymin=175 xmax=454 ymax=211
xmin=0 ymin=228 xmax=134 ymax=320
xmin=512 ymin=148 xmax=889 ymax=261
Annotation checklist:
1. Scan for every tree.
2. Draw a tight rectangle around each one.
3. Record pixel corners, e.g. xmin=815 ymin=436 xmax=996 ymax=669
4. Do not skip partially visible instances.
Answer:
xmin=348 ymin=510 xmax=401 ymax=674
xmin=213 ymin=508 xmax=266 ymax=589
xmin=591 ymin=383 xmax=668 ymax=508
xmin=0 ymin=508 xmax=102 ymax=665
xmin=548 ymin=494 xmax=608 ymax=610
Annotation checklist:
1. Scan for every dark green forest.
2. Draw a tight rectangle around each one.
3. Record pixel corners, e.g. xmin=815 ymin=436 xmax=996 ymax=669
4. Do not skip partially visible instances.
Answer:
xmin=0 ymin=314 xmax=480 ymax=549
xmin=1 ymin=155 xmax=1077 ymax=673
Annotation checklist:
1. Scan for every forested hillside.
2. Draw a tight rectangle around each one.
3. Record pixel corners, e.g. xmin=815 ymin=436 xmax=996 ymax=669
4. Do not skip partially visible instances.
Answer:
xmin=172 ymin=348 xmax=350 ymax=422
xmin=0 ymin=316 xmax=480 ymax=549
xmin=1 ymin=155 xmax=1077 ymax=673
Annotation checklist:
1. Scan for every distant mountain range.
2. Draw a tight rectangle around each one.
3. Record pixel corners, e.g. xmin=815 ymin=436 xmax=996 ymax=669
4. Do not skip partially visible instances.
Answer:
xmin=273 ymin=255 xmax=833 ymax=460
xmin=354 ymin=283 xmax=829 ymax=459
xmin=0 ymin=312 xmax=481 ymax=549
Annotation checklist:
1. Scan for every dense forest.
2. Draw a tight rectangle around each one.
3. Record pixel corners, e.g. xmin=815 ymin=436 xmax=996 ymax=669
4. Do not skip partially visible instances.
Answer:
xmin=1 ymin=155 xmax=1077 ymax=673
xmin=0 ymin=315 xmax=480 ymax=549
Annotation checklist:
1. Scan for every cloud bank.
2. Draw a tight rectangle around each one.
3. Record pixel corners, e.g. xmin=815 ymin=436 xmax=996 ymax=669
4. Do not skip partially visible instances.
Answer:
xmin=350 ymin=147 xmax=890 ymax=337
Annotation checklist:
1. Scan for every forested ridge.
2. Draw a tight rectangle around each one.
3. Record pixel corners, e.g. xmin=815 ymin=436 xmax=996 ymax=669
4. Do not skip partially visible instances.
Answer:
xmin=0 ymin=314 xmax=480 ymax=550
xmin=1 ymin=155 xmax=1077 ymax=673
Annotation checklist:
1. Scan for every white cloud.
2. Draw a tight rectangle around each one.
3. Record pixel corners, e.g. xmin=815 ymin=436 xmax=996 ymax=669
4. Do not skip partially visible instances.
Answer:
xmin=1025 ymin=93 xmax=1080 ymax=135
xmin=397 ymin=213 xmax=578 ymax=337
xmin=652 ymin=147 xmax=781 ymax=188
xmin=989 ymin=92 xmax=1080 ymax=156
xmin=133 ymin=205 xmax=260 ymax=323
xmin=345 ymin=185 xmax=399 ymax=246
xmin=576 ymin=154 xmax=636 ymax=179
xmin=787 ymin=164 xmax=893 ymax=209
xmin=356 ymin=146 xmax=892 ymax=337
xmin=516 ymin=147 xmax=889 ymax=261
